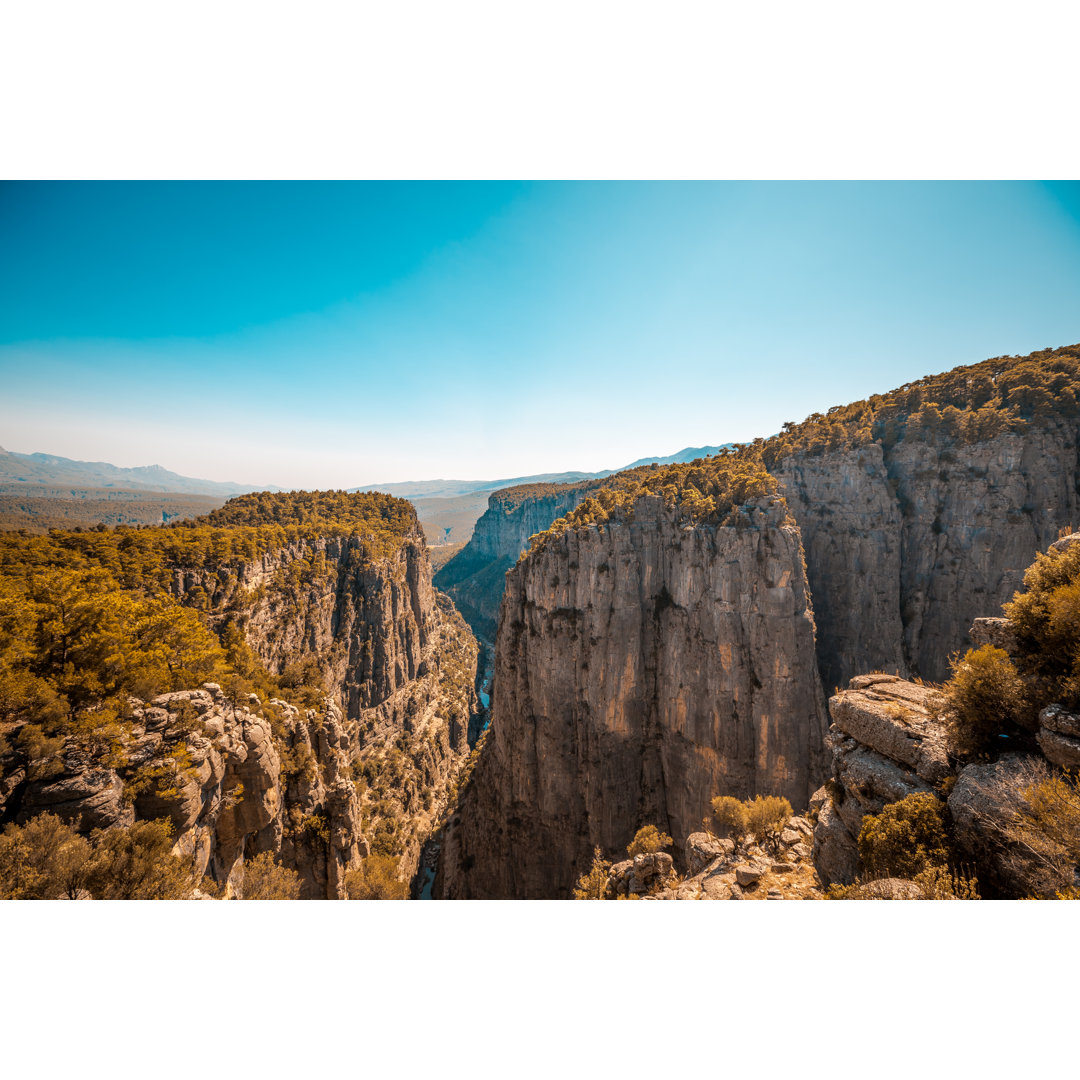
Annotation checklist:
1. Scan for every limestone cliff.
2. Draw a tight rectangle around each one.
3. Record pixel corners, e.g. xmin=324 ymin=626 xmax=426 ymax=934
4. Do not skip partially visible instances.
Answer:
xmin=776 ymin=422 xmax=1080 ymax=690
xmin=442 ymin=349 xmax=1080 ymax=694
xmin=169 ymin=524 xmax=480 ymax=886
xmin=437 ymin=494 xmax=829 ymax=899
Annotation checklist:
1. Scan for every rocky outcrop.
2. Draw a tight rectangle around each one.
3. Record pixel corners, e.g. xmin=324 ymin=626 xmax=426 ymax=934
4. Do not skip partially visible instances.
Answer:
xmin=811 ymin=675 xmax=950 ymax=886
xmin=604 ymin=819 xmax=821 ymax=901
xmin=812 ymin=657 xmax=1079 ymax=897
xmin=437 ymin=494 xmax=829 ymax=899
xmin=172 ymin=524 xmax=481 ymax=891
xmin=2 ymin=686 xmax=288 ymax=897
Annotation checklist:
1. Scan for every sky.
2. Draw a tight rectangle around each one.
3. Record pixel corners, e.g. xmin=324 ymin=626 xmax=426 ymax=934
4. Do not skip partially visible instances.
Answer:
xmin=1 ymin=181 xmax=1079 ymax=489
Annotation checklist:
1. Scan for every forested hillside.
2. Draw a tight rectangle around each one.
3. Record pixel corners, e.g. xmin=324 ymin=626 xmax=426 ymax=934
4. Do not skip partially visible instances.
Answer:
xmin=0 ymin=491 xmax=480 ymax=898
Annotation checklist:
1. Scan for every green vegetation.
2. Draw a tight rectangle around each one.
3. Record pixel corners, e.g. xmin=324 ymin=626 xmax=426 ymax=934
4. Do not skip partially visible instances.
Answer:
xmin=526 ymin=455 xmax=781 ymax=557
xmin=0 ymin=490 xmax=456 ymax=898
xmin=626 ymin=824 xmax=673 ymax=856
xmin=824 ymin=792 xmax=981 ymax=899
xmin=242 ymin=851 xmax=302 ymax=899
xmin=708 ymin=793 xmax=792 ymax=852
xmin=746 ymin=795 xmax=794 ymax=854
xmin=944 ymin=645 xmax=1031 ymax=756
xmin=1005 ymin=768 xmax=1080 ymax=897
xmin=0 ymin=486 xmax=226 ymax=533
xmin=1003 ymin=536 xmax=1080 ymax=706
xmin=572 ymin=846 xmax=612 ymax=899
xmin=856 ymin=793 xmax=952 ymax=880
xmin=0 ymin=813 xmax=194 ymax=899
xmin=345 ymin=853 xmax=409 ymax=899
xmin=0 ymin=491 xmax=421 ymax=774
xmin=751 ymin=343 xmax=1080 ymax=467
xmin=710 ymin=795 xmax=750 ymax=843
xmin=943 ymin=529 xmax=1080 ymax=756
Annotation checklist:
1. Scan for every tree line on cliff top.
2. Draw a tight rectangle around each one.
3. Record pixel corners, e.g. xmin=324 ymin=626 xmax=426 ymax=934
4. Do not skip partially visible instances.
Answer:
xmin=526 ymin=344 xmax=1080 ymax=555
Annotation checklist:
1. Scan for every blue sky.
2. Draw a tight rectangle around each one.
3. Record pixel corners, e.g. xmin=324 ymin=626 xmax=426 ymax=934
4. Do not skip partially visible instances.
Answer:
xmin=2 ymin=181 xmax=1079 ymax=488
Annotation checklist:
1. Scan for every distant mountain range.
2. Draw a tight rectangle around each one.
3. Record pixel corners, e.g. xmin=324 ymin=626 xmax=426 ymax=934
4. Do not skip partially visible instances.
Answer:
xmin=0 ymin=446 xmax=278 ymax=497
xmin=0 ymin=443 xmax=733 ymax=544
xmin=354 ymin=445 xmax=734 ymax=501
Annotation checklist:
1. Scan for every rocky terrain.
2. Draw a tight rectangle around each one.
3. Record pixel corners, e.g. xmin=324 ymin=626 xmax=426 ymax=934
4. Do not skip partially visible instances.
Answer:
xmin=170 ymin=524 xmax=481 ymax=887
xmin=601 ymin=822 xmax=822 ymax=901
xmin=812 ymin=527 xmax=1080 ymax=900
xmin=439 ymin=424 xmax=1080 ymax=697
xmin=436 ymin=493 xmax=829 ymax=899
xmin=0 ymin=496 xmax=481 ymax=898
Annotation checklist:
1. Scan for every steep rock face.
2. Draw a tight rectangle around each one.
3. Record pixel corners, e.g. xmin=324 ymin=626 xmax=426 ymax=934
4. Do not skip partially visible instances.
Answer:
xmin=438 ymin=495 xmax=829 ymax=899
xmin=172 ymin=527 xmax=438 ymax=718
xmin=442 ymin=422 xmax=1080 ymax=695
xmin=171 ymin=527 xmax=480 ymax=888
xmin=776 ymin=423 xmax=1080 ymax=687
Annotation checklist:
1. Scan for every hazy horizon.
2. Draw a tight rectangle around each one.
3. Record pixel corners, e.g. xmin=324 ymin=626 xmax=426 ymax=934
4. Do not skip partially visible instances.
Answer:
xmin=3 ymin=181 xmax=1079 ymax=488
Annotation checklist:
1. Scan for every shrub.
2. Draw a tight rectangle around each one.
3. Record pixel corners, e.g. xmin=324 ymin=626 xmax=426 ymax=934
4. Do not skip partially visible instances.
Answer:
xmin=913 ymin=865 xmax=981 ymax=899
xmin=1004 ymin=767 xmax=1080 ymax=897
xmin=84 ymin=819 xmax=194 ymax=899
xmin=1005 ymin=539 xmax=1080 ymax=709
xmin=710 ymin=796 xmax=749 ymax=844
xmin=572 ymin=847 xmax=611 ymax=899
xmin=345 ymin=854 xmax=408 ymax=900
xmin=1015 ymin=769 xmax=1080 ymax=864
xmin=857 ymin=793 xmax=951 ymax=880
xmin=626 ymin=825 xmax=673 ymax=857
xmin=746 ymin=795 xmax=793 ymax=854
xmin=0 ymin=813 xmax=91 ymax=899
xmin=0 ymin=814 xmax=193 ymax=899
xmin=943 ymin=645 xmax=1029 ymax=756
xmin=242 ymin=851 xmax=302 ymax=900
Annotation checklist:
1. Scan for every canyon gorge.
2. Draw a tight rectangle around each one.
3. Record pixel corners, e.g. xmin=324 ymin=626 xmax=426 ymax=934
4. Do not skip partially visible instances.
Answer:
xmin=3 ymin=343 xmax=1080 ymax=900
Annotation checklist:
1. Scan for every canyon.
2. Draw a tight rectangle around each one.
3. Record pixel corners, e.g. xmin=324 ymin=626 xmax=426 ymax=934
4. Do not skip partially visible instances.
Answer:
xmin=4 ymin=344 xmax=1080 ymax=900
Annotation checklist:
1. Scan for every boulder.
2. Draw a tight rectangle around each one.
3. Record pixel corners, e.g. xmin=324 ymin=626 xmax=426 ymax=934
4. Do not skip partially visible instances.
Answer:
xmin=858 ymin=878 xmax=924 ymax=900
xmin=686 ymin=832 xmax=734 ymax=874
xmin=628 ymin=851 xmax=674 ymax=895
xmin=829 ymin=680 xmax=950 ymax=784
xmin=1037 ymin=728 xmax=1080 ymax=770
xmin=701 ymin=875 xmax=733 ymax=900
xmin=970 ymin=617 xmax=1018 ymax=656
xmin=1039 ymin=704 xmax=1080 ymax=739
xmin=735 ymin=864 xmax=764 ymax=887
xmin=18 ymin=767 xmax=133 ymax=831
xmin=811 ymin=795 xmax=859 ymax=886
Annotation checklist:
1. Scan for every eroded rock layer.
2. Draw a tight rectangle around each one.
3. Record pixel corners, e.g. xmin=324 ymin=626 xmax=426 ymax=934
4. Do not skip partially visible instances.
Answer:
xmin=776 ymin=423 xmax=1080 ymax=689
xmin=169 ymin=527 xmax=480 ymax=887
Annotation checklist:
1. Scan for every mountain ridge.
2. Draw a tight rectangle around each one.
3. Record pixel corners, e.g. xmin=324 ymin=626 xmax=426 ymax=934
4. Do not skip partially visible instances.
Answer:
xmin=0 ymin=445 xmax=278 ymax=497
